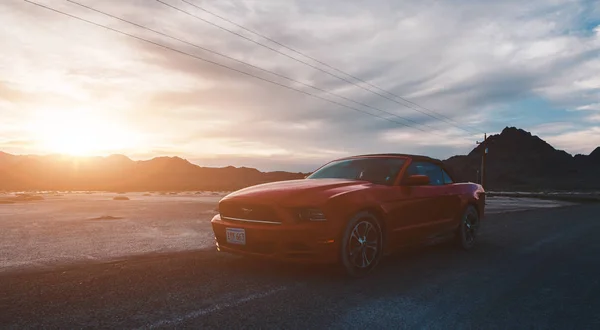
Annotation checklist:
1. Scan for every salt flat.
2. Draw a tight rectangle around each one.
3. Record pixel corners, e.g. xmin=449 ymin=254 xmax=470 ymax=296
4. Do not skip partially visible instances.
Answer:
xmin=0 ymin=192 xmax=576 ymax=272
xmin=485 ymin=196 xmax=575 ymax=214
xmin=0 ymin=192 xmax=222 ymax=272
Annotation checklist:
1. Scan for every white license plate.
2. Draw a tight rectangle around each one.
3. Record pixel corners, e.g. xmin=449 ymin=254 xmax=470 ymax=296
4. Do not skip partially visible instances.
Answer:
xmin=226 ymin=228 xmax=246 ymax=245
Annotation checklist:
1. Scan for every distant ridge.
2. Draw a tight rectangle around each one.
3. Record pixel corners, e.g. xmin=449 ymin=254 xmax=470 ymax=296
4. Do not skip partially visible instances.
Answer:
xmin=0 ymin=153 xmax=305 ymax=191
xmin=589 ymin=147 xmax=600 ymax=162
xmin=1 ymin=127 xmax=598 ymax=191
xmin=443 ymin=127 xmax=600 ymax=191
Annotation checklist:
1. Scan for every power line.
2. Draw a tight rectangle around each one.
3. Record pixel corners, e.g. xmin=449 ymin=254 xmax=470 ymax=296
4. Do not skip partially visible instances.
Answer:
xmin=161 ymin=0 xmax=483 ymax=135
xmin=179 ymin=0 xmax=480 ymax=133
xmin=64 ymin=0 xmax=443 ymax=132
xmin=23 ymin=0 xmax=459 ymax=138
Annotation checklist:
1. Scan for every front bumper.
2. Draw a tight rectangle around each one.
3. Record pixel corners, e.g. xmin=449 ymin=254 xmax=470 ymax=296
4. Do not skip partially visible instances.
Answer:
xmin=211 ymin=214 xmax=339 ymax=264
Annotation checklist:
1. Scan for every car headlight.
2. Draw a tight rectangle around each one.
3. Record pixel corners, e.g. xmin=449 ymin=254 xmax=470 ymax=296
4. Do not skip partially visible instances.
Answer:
xmin=297 ymin=208 xmax=327 ymax=222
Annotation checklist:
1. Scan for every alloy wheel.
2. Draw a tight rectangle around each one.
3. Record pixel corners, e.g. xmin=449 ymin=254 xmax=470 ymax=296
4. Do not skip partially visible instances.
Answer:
xmin=347 ymin=220 xmax=379 ymax=269
xmin=463 ymin=211 xmax=478 ymax=245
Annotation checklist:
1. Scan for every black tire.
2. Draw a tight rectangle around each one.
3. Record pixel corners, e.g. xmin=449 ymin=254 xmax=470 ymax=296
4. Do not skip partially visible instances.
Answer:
xmin=457 ymin=205 xmax=479 ymax=250
xmin=340 ymin=211 xmax=383 ymax=278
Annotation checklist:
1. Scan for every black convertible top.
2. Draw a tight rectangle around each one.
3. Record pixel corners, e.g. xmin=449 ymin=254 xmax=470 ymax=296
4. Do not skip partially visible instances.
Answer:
xmin=316 ymin=153 xmax=460 ymax=183
xmin=345 ymin=153 xmax=443 ymax=164
xmin=346 ymin=153 xmax=459 ymax=182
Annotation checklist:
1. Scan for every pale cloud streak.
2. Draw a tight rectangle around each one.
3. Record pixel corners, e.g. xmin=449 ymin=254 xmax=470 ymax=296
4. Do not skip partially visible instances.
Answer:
xmin=577 ymin=103 xmax=600 ymax=111
xmin=545 ymin=127 xmax=600 ymax=155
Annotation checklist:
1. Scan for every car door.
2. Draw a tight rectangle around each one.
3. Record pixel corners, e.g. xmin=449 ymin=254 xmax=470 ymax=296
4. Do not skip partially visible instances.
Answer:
xmin=434 ymin=167 xmax=463 ymax=234
xmin=411 ymin=162 xmax=454 ymax=239
xmin=386 ymin=161 xmax=443 ymax=246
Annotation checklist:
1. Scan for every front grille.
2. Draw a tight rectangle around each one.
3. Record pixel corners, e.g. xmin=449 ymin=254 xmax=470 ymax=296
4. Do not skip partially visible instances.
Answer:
xmin=218 ymin=239 xmax=276 ymax=255
xmin=219 ymin=201 xmax=277 ymax=222
xmin=230 ymin=241 xmax=275 ymax=254
xmin=215 ymin=230 xmax=276 ymax=255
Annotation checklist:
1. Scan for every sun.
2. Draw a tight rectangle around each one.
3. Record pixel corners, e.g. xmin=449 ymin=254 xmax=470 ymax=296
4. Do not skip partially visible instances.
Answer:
xmin=32 ymin=108 xmax=137 ymax=156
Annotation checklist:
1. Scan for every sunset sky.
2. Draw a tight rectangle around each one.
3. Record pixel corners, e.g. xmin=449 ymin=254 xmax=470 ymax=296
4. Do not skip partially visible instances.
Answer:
xmin=1 ymin=0 xmax=599 ymax=171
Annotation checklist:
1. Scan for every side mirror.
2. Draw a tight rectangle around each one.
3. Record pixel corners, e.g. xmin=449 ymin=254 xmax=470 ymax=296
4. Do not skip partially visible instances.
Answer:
xmin=405 ymin=174 xmax=430 ymax=186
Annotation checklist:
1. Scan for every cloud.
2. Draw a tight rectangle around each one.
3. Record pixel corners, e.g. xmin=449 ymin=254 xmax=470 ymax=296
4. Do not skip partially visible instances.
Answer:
xmin=576 ymin=103 xmax=600 ymax=111
xmin=588 ymin=114 xmax=600 ymax=122
xmin=1 ymin=0 xmax=600 ymax=170
xmin=529 ymin=122 xmax=575 ymax=135
xmin=0 ymin=138 xmax=37 ymax=155
xmin=0 ymin=81 xmax=27 ymax=103
xmin=545 ymin=126 xmax=600 ymax=155
xmin=0 ymin=139 xmax=35 ymax=147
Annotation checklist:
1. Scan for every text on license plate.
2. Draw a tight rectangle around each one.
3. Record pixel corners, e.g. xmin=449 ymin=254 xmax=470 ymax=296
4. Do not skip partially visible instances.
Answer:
xmin=226 ymin=228 xmax=246 ymax=245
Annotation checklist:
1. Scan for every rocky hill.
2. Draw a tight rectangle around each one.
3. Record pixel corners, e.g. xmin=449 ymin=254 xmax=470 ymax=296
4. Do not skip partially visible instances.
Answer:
xmin=1 ymin=127 xmax=597 ymax=192
xmin=0 ymin=153 xmax=305 ymax=191
xmin=443 ymin=127 xmax=600 ymax=191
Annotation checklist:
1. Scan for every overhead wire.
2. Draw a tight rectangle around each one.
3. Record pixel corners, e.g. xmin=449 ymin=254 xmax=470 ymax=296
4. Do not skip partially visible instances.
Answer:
xmin=22 ymin=0 xmax=461 ymax=137
xmin=178 ymin=0 xmax=482 ymax=134
xmin=159 ymin=0 xmax=484 ymax=135
xmin=64 ymin=0 xmax=447 ymax=133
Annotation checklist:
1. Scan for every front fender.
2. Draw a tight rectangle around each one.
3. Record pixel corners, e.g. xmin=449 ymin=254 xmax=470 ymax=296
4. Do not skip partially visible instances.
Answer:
xmin=325 ymin=189 xmax=385 ymax=222
xmin=461 ymin=184 xmax=485 ymax=219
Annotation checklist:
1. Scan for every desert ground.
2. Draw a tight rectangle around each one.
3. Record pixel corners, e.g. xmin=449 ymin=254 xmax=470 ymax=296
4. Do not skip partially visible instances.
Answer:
xmin=0 ymin=191 xmax=575 ymax=272
xmin=0 ymin=196 xmax=598 ymax=329
xmin=0 ymin=191 xmax=223 ymax=271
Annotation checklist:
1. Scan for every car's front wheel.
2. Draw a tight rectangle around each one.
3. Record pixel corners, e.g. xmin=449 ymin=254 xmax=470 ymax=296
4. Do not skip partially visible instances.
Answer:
xmin=457 ymin=205 xmax=480 ymax=250
xmin=340 ymin=211 xmax=383 ymax=277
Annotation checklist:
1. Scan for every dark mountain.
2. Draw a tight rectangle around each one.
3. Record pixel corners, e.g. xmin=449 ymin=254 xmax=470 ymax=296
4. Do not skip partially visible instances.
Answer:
xmin=0 ymin=153 xmax=305 ymax=191
xmin=443 ymin=127 xmax=600 ymax=191
xmin=590 ymin=147 xmax=600 ymax=163
xmin=0 ymin=127 xmax=597 ymax=191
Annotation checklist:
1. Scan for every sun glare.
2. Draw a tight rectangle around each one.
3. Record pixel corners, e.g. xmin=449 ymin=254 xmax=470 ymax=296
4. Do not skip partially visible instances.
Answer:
xmin=32 ymin=108 xmax=138 ymax=156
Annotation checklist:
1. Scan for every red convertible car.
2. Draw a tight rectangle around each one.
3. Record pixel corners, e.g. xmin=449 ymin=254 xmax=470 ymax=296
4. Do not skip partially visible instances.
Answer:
xmin=211 ymin=154 xmax=485 ymax=277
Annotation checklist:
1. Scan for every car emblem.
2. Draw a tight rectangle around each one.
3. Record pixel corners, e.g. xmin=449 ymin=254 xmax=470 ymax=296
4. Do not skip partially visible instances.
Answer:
xmin=241 ymin=207 xmax=253 ymax=215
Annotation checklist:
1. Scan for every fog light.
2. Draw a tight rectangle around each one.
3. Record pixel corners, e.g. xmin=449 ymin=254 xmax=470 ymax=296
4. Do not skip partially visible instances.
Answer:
xmin=318 ymin=239 xmax=335 ymax=244
xmin=298 ymin=208 xmax=327 ymax=221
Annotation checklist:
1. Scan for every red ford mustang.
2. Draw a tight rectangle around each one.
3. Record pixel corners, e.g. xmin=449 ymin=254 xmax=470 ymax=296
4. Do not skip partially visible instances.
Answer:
xmin=211 ymin=154 xmax=485 ymax=277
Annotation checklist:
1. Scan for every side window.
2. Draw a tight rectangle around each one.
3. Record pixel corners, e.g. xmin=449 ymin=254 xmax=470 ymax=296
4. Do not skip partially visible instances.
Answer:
xmin=404 ymin=162 xmax=423 ymax=177
xmin=405 ymin=161 xmax=444 ymax=186
xmin=442 ymin=169 xmax=454 ymax=184
xmin=425 ymin=164 xmax=444 ymax=186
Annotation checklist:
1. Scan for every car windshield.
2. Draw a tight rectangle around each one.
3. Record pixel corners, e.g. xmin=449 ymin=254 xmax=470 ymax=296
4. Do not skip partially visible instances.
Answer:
xmin=307 ymin=157 xmax=406 ymax=185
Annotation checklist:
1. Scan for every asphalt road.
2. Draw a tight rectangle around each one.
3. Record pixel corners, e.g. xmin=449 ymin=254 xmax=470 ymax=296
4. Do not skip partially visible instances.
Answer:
xmin=1 ymin=204 xmax=600 ymax=329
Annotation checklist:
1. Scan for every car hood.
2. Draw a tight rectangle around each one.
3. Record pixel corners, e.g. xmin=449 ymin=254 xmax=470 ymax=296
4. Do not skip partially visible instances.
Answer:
xmin=222 ymin=178 xmax=369 ymax=206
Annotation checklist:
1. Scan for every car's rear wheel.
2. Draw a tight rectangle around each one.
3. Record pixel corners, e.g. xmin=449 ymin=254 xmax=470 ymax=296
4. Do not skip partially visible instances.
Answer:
xmin=340 ymin=211 xmax=383 ymax=277
xmin=457 ymin=205 xmax=479 ymax=250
